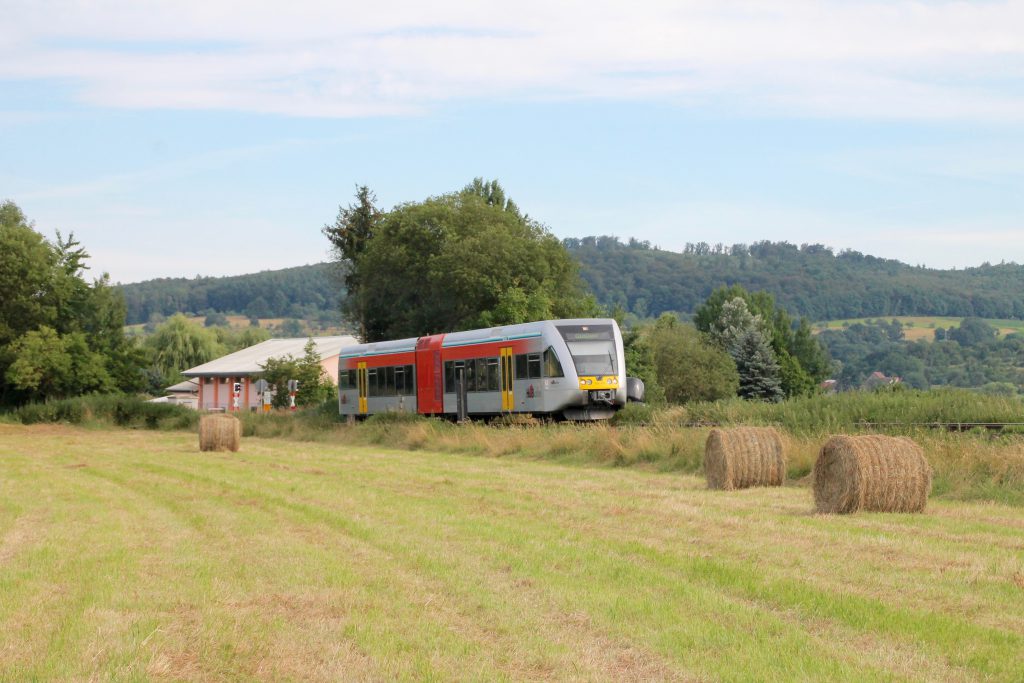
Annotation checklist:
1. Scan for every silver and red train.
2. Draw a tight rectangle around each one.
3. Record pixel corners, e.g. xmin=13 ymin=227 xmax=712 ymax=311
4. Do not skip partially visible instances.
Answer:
xmin=337 ymin=318 xmax=636 ymax=420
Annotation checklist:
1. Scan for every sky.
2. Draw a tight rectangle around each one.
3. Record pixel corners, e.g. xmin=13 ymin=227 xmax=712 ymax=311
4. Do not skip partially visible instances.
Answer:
xmin=2 ymin=0 xmax=1023 ymax=283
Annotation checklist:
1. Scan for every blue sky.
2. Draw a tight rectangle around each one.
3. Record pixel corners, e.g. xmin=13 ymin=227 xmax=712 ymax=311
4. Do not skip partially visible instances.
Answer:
xmin=2 ymin=1 xmax=1023 ymax=283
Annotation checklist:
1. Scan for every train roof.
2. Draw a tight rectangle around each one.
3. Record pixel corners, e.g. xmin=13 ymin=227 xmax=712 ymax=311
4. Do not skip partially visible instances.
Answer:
xmin=338 ymin=319 xmax=618 ymax=358
xmin=338 ymin=336 xmax=418 ymax=358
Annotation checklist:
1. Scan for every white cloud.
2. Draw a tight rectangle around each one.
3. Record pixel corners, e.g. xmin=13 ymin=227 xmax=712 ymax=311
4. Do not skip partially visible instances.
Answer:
xmin=2 ymin=0 xmax=1023 ymax=119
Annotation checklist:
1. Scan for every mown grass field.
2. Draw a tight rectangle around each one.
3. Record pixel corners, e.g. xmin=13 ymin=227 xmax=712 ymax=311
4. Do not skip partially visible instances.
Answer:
xmin=2 ymin=424 xmax=1023 ymax=681
xmin=813 ymin=316 xmax=1024 ymax=341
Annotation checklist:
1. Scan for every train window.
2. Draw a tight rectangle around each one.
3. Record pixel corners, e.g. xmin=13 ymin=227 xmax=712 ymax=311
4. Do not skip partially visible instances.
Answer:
xmin=515 ymin=354 xmax=528 ymax=380
xmin=444 ymin=361 xmax=454 ymax=393
xmin=544 ymin=348 xmax=564 ymax=378
xmin=527 ymin=353 xmax=542 ymax=379
xmin=486 ymin=358 xmax=500 ymax=391
xmin=347 ymin=369 xmax=357 ymax=389
xmin=385 ymin=366 xmax=396 ymax=396
xmin=367 ymin=368 xmax=377 ymax=397
xmin=473 ymin=359 xmax=486 ymax=392
xmin=339 ymin=371 xmax=349 ymax=390
xmin=395 ymin=366 xmax=404 ymax=395
xmin=465 ymin=359 xmax=476 ymax=392
xmin=404 ymin=365 xmax=416 ymax=395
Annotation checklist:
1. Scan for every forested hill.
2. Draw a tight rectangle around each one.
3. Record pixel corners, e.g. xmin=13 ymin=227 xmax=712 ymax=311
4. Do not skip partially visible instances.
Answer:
xmin=568 ymin=237 xmax=1024 ymax=321
xmin=119 ymin=263 xmax=340 ymax=324
xmin=118 ymin=238 xmax=1024 ymax=324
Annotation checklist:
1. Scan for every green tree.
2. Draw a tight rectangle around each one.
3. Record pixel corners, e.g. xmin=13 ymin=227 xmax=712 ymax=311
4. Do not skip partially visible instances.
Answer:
xmin=949 ymin=318 xmax=997 ymax=347
xmin=259 ymin=339 xmax=332 ymax=408
xmin=345 ymin=180 xmax=597 ymax=341
xmin=619 ymin=322 xmax=664 ymax=403
xmin=696 ymin=285 xmax=830 ymax=396
xmin=732 ymin=328 xmax=784 ymax=402
xmin=1 ymin=201 xmax=145 ymax=404
xmin=277 ymin=319 xmax=305 ymax=337
xmin=145 ymin=314 xmax=225 ymax=388
xmin=323 ymin=185 xmax=383 ymax=337
xmin=647 ymin=314 xmax=738 ymax=403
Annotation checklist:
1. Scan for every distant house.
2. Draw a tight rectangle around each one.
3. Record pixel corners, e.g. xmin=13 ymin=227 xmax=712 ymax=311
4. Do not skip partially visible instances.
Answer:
xmin=147 ymin=378 xmax=200 ymax=408
xmin=181 ymin=335 xmax=357 ymax=411
xmin=862 ymin=371 xmax=902 ymax=390
xmin=819 ymin=379 xmax=838 ymax=394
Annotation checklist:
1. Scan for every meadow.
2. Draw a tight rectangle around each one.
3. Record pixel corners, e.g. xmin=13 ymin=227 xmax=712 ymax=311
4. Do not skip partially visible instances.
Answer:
xmin=812 ymin=316 xmax=1024 ymax=341
xmin=2 ymin=423 xmax=1023 ymax=681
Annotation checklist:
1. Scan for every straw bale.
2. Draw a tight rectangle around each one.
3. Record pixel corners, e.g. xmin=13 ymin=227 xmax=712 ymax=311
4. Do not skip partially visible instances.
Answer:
xmin=199 ymin=413 xmax=241 ymax=452
xmin=813 ymin=435 xmax=932 ymax=514
xmin=704 ymin=427 xmax=786 ymax=490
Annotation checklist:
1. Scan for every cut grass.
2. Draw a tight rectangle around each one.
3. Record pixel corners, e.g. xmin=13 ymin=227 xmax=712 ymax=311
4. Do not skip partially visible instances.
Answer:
xmin=1 ymin=424 xmax=1023 ymax=681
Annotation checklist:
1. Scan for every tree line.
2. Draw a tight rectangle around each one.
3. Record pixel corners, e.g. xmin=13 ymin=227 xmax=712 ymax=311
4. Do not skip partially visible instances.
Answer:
xmin=119 ymin=263 xmax=341 ymax=325
xmin=568 ymin=237 xmax=1024 ymax=322
xmin=819 ymin=318 xmax=1024 ymax=393
xmin=117 ymin=233 xmax=1024 ymax=328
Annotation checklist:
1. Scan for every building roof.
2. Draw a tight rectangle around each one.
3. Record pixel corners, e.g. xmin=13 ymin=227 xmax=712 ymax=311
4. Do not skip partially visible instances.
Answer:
xmin=182 ymin=335 xmax=358 ymax=377
xmin=165 ymin=378 xmax=199 ymax=393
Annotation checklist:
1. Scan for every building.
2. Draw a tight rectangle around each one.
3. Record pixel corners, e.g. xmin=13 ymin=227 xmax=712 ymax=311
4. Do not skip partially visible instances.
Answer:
xmin=862 ymin=371 xmax=902 ymax=391
xmin=147 ymin=378 xmax=200 ymax=409
xmin=181 ymin=335 xmax=357 ymax=411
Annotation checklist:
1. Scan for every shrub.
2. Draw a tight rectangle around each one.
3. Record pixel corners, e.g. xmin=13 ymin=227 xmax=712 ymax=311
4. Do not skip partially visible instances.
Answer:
xmin=10 ymin=394 xmax=198 ymax=430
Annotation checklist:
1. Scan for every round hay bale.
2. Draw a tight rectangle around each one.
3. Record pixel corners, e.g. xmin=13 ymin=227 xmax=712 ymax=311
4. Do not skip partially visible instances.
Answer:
xmin=813 ymin=435 xmax=932 ymax=514
xmin=199 ymin=413 xmax=241 ymax=452
xmin=704 ymin=427 xmax=786 ymax=490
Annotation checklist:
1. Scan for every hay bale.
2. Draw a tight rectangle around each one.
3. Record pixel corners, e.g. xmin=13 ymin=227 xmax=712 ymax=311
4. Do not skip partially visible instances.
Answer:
xmin=704 ymin=427 xmax=786 ymax=490
xmin=199 ymin=413 xmax=241 ymax=452
xmin=813 ymin=435 xmax=932 ymax=514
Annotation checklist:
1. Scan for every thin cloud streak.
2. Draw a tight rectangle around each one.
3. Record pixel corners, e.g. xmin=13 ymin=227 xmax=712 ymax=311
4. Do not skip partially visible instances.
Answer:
xmin=2 ymin=1 xmax=1023 ymax=119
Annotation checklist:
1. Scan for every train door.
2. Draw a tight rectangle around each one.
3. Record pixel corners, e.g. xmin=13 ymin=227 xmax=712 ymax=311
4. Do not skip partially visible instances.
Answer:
xmin=500 ymin=347 xmax=514 ymax=411
xmin=357 ymin=362 xmax=368 ymax=414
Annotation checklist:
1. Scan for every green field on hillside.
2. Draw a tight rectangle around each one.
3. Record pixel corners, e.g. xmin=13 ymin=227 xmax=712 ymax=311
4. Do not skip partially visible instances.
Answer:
xmin=2 ymin=424 xmax=1022 ymax=681
xmin=813 ymin=316 xmax=1024 ymax=341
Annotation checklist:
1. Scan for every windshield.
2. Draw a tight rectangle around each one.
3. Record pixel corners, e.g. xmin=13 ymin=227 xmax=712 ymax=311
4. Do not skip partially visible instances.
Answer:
xmin=557 ymin=325 xmax=618 ymax=376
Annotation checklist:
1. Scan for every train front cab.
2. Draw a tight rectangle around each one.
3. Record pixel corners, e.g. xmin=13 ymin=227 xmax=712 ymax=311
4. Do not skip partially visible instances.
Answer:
xmin=549 ymin=320 xmax=626 ymax=420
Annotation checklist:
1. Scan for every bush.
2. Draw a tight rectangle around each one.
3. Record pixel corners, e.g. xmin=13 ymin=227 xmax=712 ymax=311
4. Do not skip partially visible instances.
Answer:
xmin=609 ymin=402 xmax=655 ymax=426
xmin=10 ymin=394 xmax=198 ymax=430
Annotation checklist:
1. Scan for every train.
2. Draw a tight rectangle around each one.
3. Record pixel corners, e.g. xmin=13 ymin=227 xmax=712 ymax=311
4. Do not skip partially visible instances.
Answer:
xmin=337 ymin=318 xmax=642 ymax=420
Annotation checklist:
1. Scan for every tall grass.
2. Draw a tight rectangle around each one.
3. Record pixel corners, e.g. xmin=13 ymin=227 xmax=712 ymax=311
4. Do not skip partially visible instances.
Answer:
xmin=681 ymin=388 xmax=1024 ymax=435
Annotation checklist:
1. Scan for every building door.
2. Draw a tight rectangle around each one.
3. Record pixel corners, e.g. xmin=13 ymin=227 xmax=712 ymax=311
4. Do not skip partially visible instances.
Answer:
xmin=357 ymin=362 xmax=368 ymax=414
xmin=500 ymin=347 xmax=514 ymax=411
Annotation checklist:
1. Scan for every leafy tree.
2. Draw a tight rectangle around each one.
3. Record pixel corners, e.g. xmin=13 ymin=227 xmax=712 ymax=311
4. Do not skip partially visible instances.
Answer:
xmin=618 ymin=317 xmax=663 ymax=403
xmin=277 ymin=319 xmax=305 ymax=337
xmin=0 ymin=201 xmax=145 ymax=404
xmin=647 ymin=314 xmax=738 ymax=403
xmin=259 ymin=338 xmax=332 ymax=408
xmin=462 ymin=177 xmax=521 ymax=217
xmin=948 ymin=317 xmax=997 ymax=347
xmin=6 ymin=327 xmax=74 ymax=400
xmin=345 ymin=180 xmax=597 ymax=341
xmin=144 ymin=314 xmax=225 ymax=388
xmin=204 ymin=311 xmax=229 ymax=327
